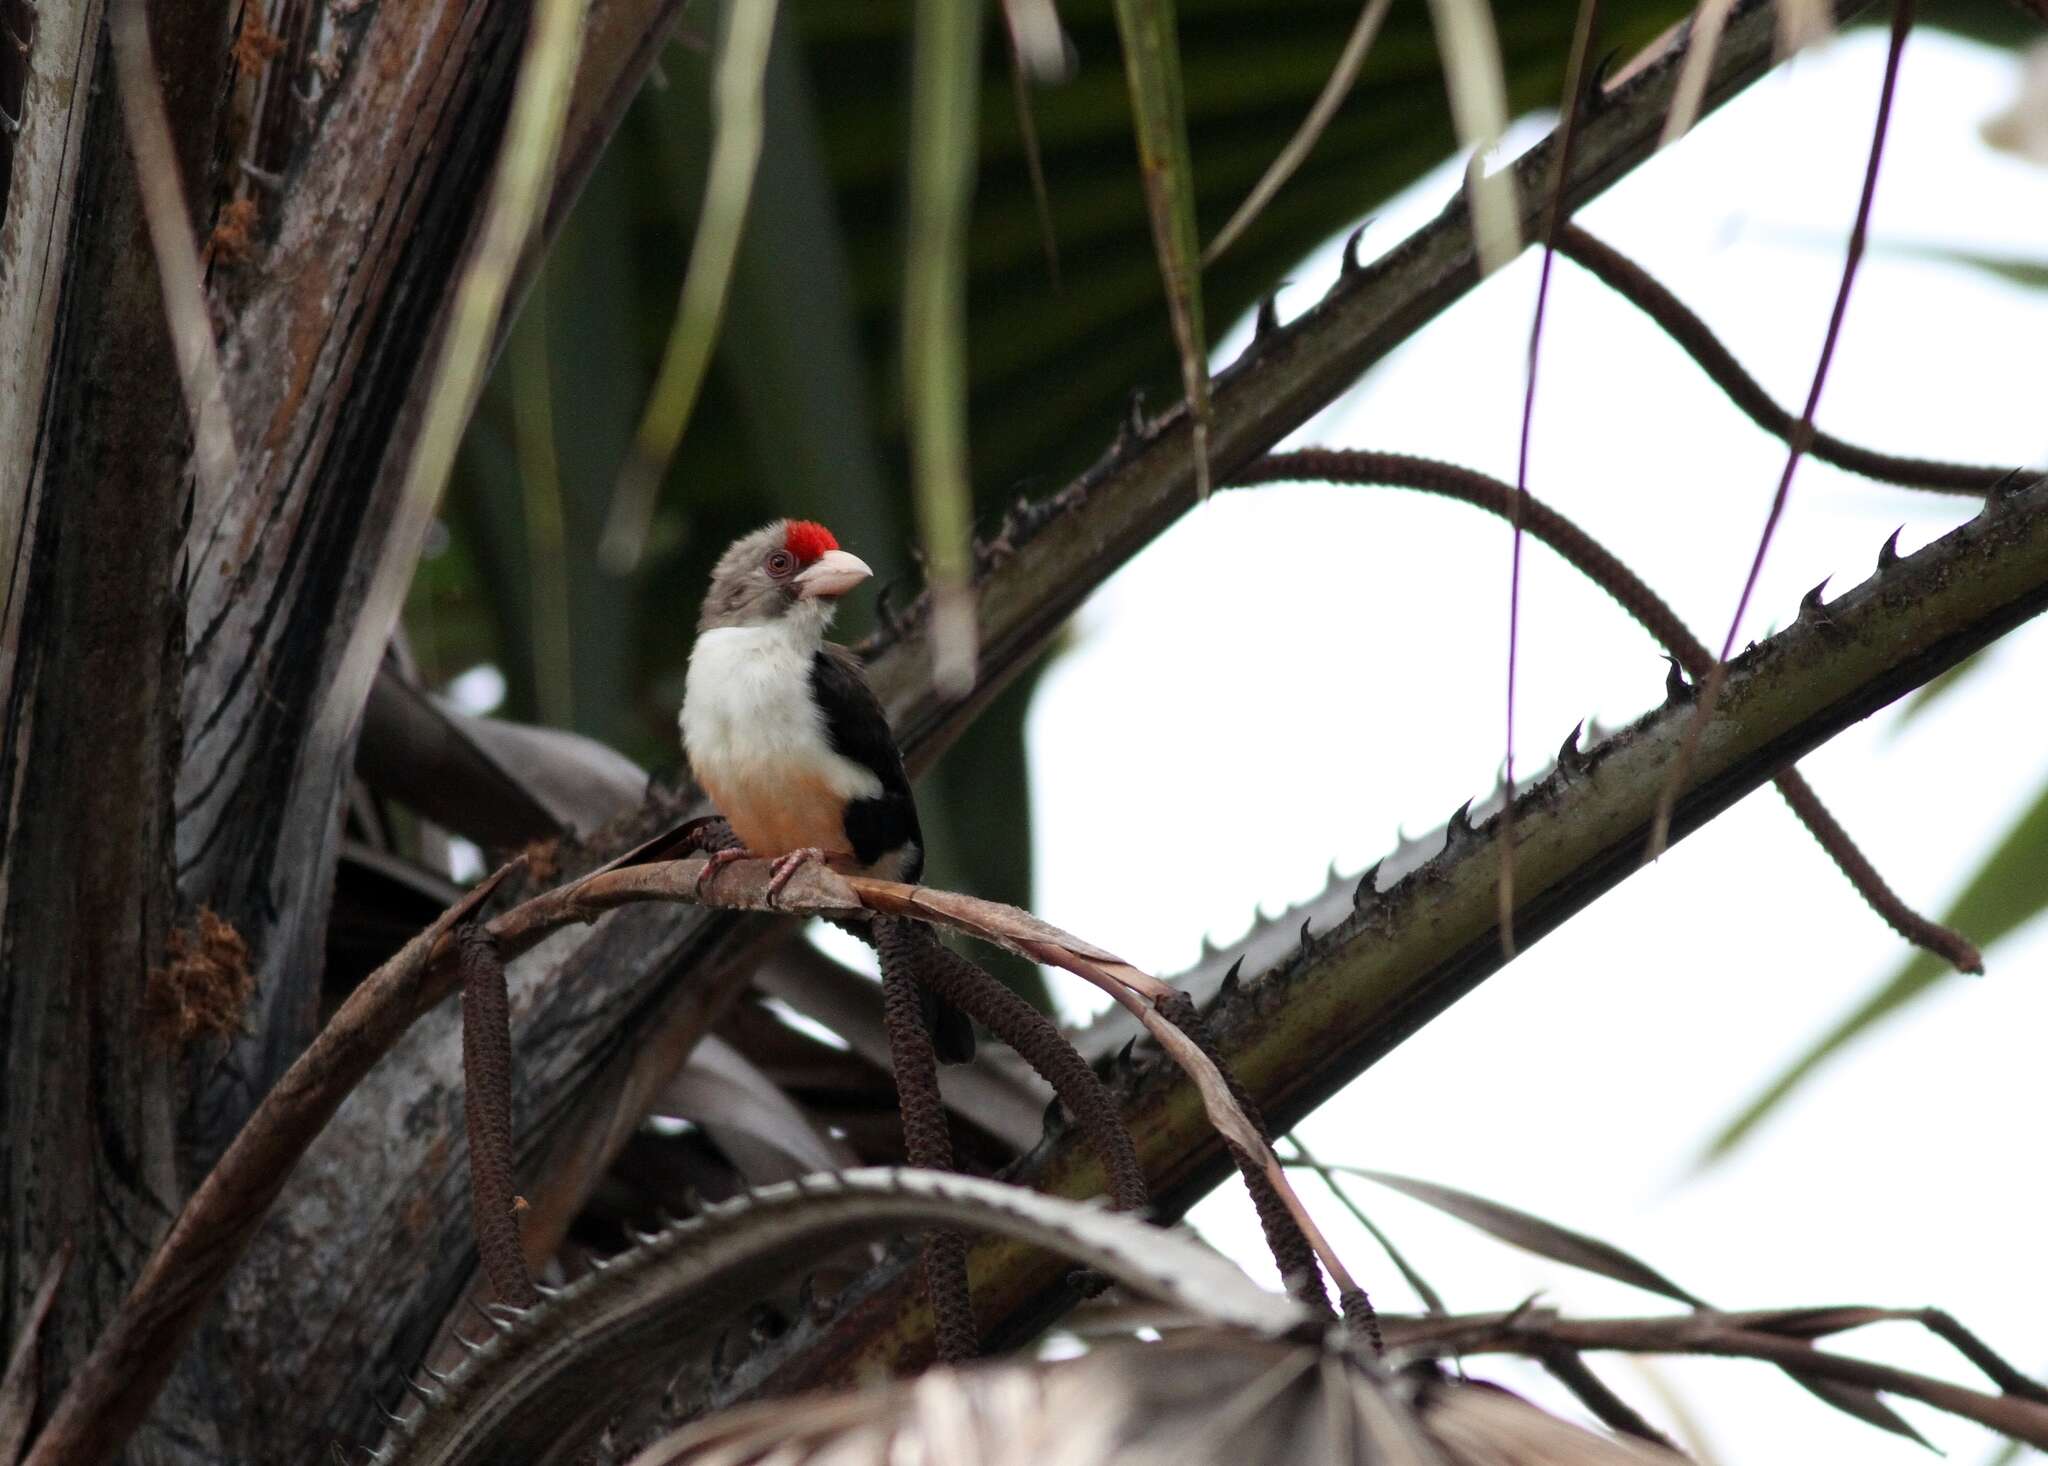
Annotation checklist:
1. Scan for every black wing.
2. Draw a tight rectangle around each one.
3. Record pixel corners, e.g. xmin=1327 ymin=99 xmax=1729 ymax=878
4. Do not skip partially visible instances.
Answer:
xmin=812 ymin=646 xmax=975 ymax=1062
xmin=810 ymin=644 xmax=923 ymax=881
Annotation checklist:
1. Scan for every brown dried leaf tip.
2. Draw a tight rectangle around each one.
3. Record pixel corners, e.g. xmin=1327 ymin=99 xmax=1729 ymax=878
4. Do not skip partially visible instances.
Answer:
xmin=204 ymin=198 xmax=261 ymax=268
xmin=145 ymin=907 xmax=256 ymax=1046
xmin=231 ymin=9 xmax=284 ymax=77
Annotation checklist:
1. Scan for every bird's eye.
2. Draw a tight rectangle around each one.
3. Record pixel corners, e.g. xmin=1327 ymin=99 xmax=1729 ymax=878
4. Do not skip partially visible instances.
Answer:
xmin=765 ymin=550 xmax=795 ymax=577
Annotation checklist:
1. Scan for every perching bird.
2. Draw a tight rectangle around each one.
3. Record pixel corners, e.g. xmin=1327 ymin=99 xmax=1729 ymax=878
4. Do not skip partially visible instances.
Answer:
xmin=681 ymin=519 xmax=975 ymax=1061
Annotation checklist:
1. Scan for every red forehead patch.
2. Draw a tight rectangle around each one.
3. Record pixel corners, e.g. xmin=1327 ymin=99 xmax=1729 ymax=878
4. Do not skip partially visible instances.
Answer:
xmin=784 ymin=520 xmax=838 ymax=564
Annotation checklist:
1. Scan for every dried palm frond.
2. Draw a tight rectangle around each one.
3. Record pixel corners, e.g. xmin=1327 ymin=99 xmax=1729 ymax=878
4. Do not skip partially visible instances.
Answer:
xmin=629 ymin=1333 xmax=1676 ymax=1466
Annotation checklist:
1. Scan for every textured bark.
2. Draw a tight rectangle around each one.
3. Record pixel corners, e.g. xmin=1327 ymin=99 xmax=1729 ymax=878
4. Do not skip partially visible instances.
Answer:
xmin=17 ymin=867 xmax=519 ymax=1466
xmin=166 ymin=0 xmax=680 ymax=1182
xmin=0 ymin=0 xmax=675 ymax=1455
xmin=173 ymin=0 xmax=535 ymax=1180
xmin=0 ymin=0 xmax=230 ymax=1436
xmin=217 ymin=888 xmax=789 ymax=1460
xmin=171 ymin=0 xmax=674 ymax=1456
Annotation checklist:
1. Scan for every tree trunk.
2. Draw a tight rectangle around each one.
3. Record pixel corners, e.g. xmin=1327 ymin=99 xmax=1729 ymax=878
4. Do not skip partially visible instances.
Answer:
xmin=1 ymin=0 xmax=227 ymax=1436
xmin=0 ymin=0 xmax=673 ymax=1454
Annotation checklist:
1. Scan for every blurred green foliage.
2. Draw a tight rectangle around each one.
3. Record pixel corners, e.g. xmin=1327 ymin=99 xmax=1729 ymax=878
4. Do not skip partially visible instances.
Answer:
xmin=412 ymin=0 xmax=1702 ymax=921
xmin=1708 ymin=779 xmax=2048 ymax=1161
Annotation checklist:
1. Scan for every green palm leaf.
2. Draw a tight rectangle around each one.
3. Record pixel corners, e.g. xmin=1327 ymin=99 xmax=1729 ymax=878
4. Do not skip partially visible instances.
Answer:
xmin=1706 ymin=780 xmax=2048 ymax=1161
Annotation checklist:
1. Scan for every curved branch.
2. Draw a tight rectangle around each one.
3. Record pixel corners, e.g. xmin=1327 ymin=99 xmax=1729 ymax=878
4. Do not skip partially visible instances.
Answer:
xmin=1554 ymin=224 xmax=2017 ymax=496
xmin=22 ymin=862 xmax=526 ymax=1466
xmin=1158 ymin=992 xmax=1334 ymax=1319
xmin=887 ymin=934 xmax=1149 ymax=1215
xmin=38 ymin=849 xmax=1345 ymax=1465
xmin=1381 ymin=1306 xmax=2048 ymax=1449
xmin=1770 ymin=771 xmax=1982 ymax=973
xmin=1240 ymin=448 xmax=1981 ymax=975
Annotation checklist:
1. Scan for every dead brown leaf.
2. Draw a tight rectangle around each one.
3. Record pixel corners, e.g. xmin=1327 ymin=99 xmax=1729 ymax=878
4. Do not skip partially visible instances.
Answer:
xmin=145 ymin=907 xmax=255 ymax=1047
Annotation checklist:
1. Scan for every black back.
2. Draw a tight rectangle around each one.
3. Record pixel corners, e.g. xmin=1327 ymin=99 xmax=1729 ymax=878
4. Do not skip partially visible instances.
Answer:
xmin=810 ymin=644 xmax=923 ymax=881
xmin=813 ymin=644 xmax=976 ymax=1063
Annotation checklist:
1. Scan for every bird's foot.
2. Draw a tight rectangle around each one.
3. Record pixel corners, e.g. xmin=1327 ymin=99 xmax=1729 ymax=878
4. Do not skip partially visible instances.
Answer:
xmin=678 ymin=814 xmax=742 ymax=856
xmin=694 ymin=846 xmax=751 ymax=897
xmin=765 ymin=847 xmax=830 ymax=907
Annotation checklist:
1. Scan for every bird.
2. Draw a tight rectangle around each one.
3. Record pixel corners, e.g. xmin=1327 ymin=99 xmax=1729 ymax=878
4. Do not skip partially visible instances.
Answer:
xmin=680 ymin=518 xmax=975 ymax=1061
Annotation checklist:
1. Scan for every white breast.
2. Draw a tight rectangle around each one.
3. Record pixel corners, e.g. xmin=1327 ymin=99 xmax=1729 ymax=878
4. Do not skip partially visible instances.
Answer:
xmin=680 ymin=619 xmax=884 ymax=823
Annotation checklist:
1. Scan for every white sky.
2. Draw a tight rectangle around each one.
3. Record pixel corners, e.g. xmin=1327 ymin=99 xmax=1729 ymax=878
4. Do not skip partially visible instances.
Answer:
xmin=1025 ymin=29 xmax=2048 ymax=1465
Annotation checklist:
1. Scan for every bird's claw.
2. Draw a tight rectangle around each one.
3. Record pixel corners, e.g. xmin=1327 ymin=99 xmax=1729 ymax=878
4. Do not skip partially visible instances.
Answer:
xmin=765 ymin=847 xmax=829 ymax=907
xmin=677 ymin=814 xmax=741 ymax=856
xmin=694 ymin=847 xmax=750 ymax=897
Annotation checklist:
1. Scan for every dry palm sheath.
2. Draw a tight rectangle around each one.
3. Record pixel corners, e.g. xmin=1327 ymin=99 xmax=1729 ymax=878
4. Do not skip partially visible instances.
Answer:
xmin=373 ymin=1169 xmax=1314 ymax=1466
xmin=369 ymin=1174 xmax=2048 ymax=1465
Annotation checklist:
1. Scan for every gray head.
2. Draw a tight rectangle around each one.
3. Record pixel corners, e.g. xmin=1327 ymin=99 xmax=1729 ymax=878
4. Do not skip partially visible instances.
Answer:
xmin=698 ymin=519 xmax=874 ymax=632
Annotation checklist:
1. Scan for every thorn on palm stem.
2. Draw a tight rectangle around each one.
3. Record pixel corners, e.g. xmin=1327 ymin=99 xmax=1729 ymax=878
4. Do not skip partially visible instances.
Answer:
xmin=1662 ymin=654 xmax=1690 ymax=704
xmin=1237 ymin=450 xmax=1977 ymax=982
xmin=1557 ymin=720 xmax=1587 ymax=771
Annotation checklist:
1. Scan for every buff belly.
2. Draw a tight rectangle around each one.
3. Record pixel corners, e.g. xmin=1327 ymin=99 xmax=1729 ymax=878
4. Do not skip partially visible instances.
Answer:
xmin=699 ymin=769 xmax=853 ymax=859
